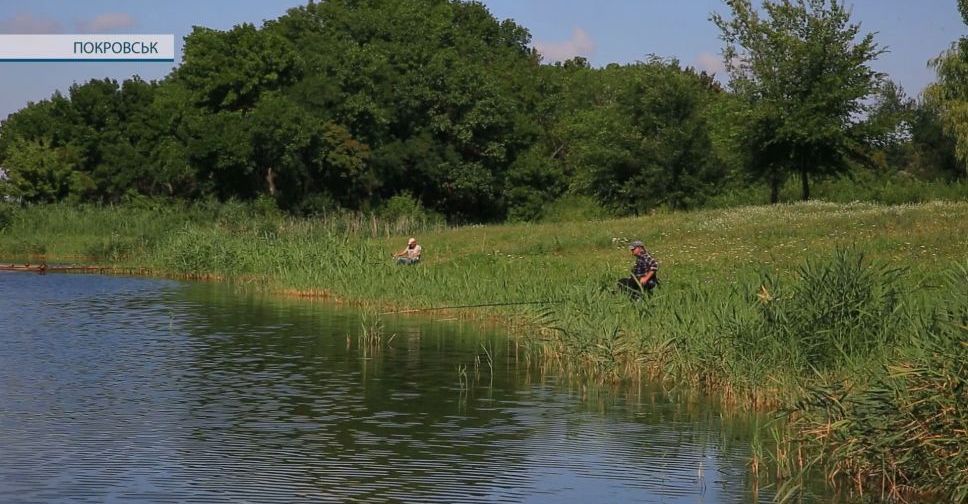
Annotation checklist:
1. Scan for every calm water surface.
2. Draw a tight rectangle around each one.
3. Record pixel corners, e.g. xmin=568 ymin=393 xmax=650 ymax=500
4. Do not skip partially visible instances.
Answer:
xmin=0 ymin=273 xmax=832 ymax=503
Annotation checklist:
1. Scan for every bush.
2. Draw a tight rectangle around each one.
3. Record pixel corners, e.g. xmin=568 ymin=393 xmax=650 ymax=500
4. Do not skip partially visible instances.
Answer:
xmin=294 ymin=193 xmax=338 ymax=217
xmin=155 ymin=226 xmax=246 ymax=275
xmin=378 ymin=193 xmax=422 ymax=219
xmin=0 ymin=202 xmax=18 ymax=231
xmin=733 ymin=250 xmax=906 ymax=370
xmin=705 ymin=173 xmax=968 ymax=208
xmin=84 ymin=233 xmax=140 ymax=262
xmin=376 ymin=193 xmax=444 ymax=227
xmin=540 ymin=195 xmax=611 ymax=223
xmin=786 ymin=262 xmax=968 ymax=501
xmin=8 ymin=239 xmax=46 ymax=256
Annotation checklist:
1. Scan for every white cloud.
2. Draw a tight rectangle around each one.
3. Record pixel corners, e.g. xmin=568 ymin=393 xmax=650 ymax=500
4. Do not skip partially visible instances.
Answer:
xmin=0 ymin=12 xmax=137 ymax=34
xmin=694 ymin=51 xmax=726 ymax=75
xmin=0 ymin=13 xmax=64 ymax=34
xmin=534 ymin=27 xmax=596 ymax=63
xmin=76 ymin=13 xmax=136 ymax=33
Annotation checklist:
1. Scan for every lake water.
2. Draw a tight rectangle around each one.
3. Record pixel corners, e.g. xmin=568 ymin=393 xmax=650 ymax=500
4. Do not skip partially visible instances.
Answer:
xmin=0 ymin=272 xmax=834 ymax=503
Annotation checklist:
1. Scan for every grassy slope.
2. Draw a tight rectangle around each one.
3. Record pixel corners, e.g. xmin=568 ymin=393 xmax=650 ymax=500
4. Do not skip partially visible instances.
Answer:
xmin=4 ymin=200 xmax=964 ymax=274
xmin=391 ymin=200 xmax=965 ymax=279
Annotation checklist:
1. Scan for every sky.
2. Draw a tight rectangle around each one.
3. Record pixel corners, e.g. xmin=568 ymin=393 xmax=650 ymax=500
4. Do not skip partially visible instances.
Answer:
xmin=0 ymin=0 xmax=963 ymax=120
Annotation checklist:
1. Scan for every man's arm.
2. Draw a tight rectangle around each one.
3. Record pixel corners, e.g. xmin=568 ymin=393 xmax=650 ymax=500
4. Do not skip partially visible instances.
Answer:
xmin=638 ymin=271 xmax=654 ymax=286
xmin=637 ymin=256 xmax=657 ymax=285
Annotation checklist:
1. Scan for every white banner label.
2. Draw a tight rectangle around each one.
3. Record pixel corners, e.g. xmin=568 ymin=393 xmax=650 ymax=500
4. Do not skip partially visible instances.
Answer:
xmin=0 ymin=34 xmax=175 ymax=61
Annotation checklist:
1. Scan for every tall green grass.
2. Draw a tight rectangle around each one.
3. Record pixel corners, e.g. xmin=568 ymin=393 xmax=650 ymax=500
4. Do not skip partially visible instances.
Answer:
xmin=781 ymin=261 xmax=967 ymax=502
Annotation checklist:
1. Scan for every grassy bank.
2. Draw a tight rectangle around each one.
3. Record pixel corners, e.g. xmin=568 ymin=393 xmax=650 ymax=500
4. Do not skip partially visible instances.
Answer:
xmin=2 ymin=200 xmax=966 ymax=501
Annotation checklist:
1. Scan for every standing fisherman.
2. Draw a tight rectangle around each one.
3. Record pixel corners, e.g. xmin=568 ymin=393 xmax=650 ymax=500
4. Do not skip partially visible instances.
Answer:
xmin=618 ymin=240 xmax=658 ymax=299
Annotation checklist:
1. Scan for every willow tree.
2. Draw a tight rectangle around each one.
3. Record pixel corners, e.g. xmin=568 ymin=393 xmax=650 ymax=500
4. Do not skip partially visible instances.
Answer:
xmin=927 ymin=0 xmax=968 ymax=176
xmin=713 ymin=0 xmax=884 ymax=201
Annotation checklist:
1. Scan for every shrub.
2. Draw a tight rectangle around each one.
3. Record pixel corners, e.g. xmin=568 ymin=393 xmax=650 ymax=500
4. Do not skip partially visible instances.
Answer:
xmin=155 ymin=226 xmax=246 ymax=275
xmin=540 ymin=195 xmax=611 ymax=223
xmin=84 ymin=233 xmax=139 ymax=262
xmin=376 ymin=192 xmax=444 ymax=229
xmin=786 ymin=262 xmax=968 ymax=501
xmin=0 ymin=202 xmax=17 ymax=231
xmin=734 ymin=250 xmax=906 ymax=371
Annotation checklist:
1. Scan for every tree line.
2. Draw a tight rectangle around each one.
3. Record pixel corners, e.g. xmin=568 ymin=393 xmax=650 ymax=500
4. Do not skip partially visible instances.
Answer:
xmin=0 ymin=0 xmax=965 ymax=222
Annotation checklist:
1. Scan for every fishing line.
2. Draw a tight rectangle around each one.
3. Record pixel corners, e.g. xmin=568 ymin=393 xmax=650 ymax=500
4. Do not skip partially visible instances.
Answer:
xmin=381 ymin=299 xmax=565 ymax=315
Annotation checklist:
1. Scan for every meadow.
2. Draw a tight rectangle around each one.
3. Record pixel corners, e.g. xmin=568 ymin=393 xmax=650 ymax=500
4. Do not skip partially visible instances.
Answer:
xmin=1 ymin=199 xmax=966 ymax=501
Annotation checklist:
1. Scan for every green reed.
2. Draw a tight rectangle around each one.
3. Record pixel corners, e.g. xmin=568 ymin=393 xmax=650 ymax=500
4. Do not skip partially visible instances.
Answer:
xmin=779 ymin=261 xmax=968 ymax=502
xmin=357 ymin=306 xmax=392 ymax=356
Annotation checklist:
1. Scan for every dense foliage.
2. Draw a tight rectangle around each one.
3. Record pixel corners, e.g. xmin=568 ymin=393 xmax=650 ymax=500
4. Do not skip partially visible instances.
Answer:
xmin=713 ymin=0 xmax=884 ymax=202
xmin=0 ymin=0 xmax=965 ymax=220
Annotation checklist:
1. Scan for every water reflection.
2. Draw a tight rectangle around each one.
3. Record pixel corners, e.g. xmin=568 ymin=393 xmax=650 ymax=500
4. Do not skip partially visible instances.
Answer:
xmin=0 ymin=273 xmax=817 ymax=502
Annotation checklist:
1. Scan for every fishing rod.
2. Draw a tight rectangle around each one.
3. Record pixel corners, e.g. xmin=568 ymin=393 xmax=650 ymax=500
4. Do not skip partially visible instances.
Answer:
xmin=381 ymin=299 xmax=565 ymax=315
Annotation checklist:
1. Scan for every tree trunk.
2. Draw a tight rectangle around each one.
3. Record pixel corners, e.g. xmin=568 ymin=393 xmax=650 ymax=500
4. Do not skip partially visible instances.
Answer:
xmin=800 ymin=168 xmax=810 ymax=201
xmin=266 ymin=167 xmax=277 ymax=196
xmin=769 ymin=172 xmax=780 ymax=204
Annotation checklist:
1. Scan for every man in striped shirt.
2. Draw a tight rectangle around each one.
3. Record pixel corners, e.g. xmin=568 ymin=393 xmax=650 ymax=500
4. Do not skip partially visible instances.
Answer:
xmin=618 ymin=240 xmax=659 ymax=299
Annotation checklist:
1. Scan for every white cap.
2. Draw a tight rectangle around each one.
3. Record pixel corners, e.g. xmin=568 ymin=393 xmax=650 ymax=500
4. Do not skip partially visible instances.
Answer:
xmin=408 ymin=238 xmax=417 ymax=245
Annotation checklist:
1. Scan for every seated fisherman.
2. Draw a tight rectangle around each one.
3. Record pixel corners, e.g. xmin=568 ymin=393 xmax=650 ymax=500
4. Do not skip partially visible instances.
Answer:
xmin=617 ymin=240 xmax=659 ymax=299
xmin=394 ymin=237 xmax=422 ymax=265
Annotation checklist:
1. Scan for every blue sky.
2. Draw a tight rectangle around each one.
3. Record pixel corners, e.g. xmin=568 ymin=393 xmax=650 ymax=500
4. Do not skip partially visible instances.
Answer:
xmin=0 ymin=1 xmax=963 ymax=120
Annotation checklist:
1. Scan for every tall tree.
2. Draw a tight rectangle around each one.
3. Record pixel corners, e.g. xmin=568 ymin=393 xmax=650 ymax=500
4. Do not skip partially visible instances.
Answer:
xmin=713 ymin=0 xmax=884 ymax=201
xmin=271 ymin=0 xmax=540 ymax=220
xmin=564 ymin=59 xmax=725 ymax=214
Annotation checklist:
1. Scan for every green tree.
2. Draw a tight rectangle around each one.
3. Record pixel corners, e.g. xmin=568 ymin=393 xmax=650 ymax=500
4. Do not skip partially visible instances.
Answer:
xmin=184 ymin=110 xmax=255 ymax=200
xmin=564 ymin=60 xmax=725 ymax=214
xmin=0 ymin=137 xmax=86 ymax=203
xmin=0 ymin=77 xmax=185 ymax=203
xmin=907 ymin=99 xmax=960 ymax=179
xmin=310 ymin=121 xmax=373 ymax=210
xmin=713 ymin=0 xmax=884 ymax=201
xmin=857 ymin=80 xmax=915 ymax=172
xmin=926 ymin=0 xmax=968 ymax=176
xmin=502 ymin=58 xmax=592 ymax=221
xmin=175 ymin=23 xmax=303 ymax=113
xmin=141 ymin=82 xmax=199 ymax=197
xmin=271 ymin=0 xmax=539 ymax=220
